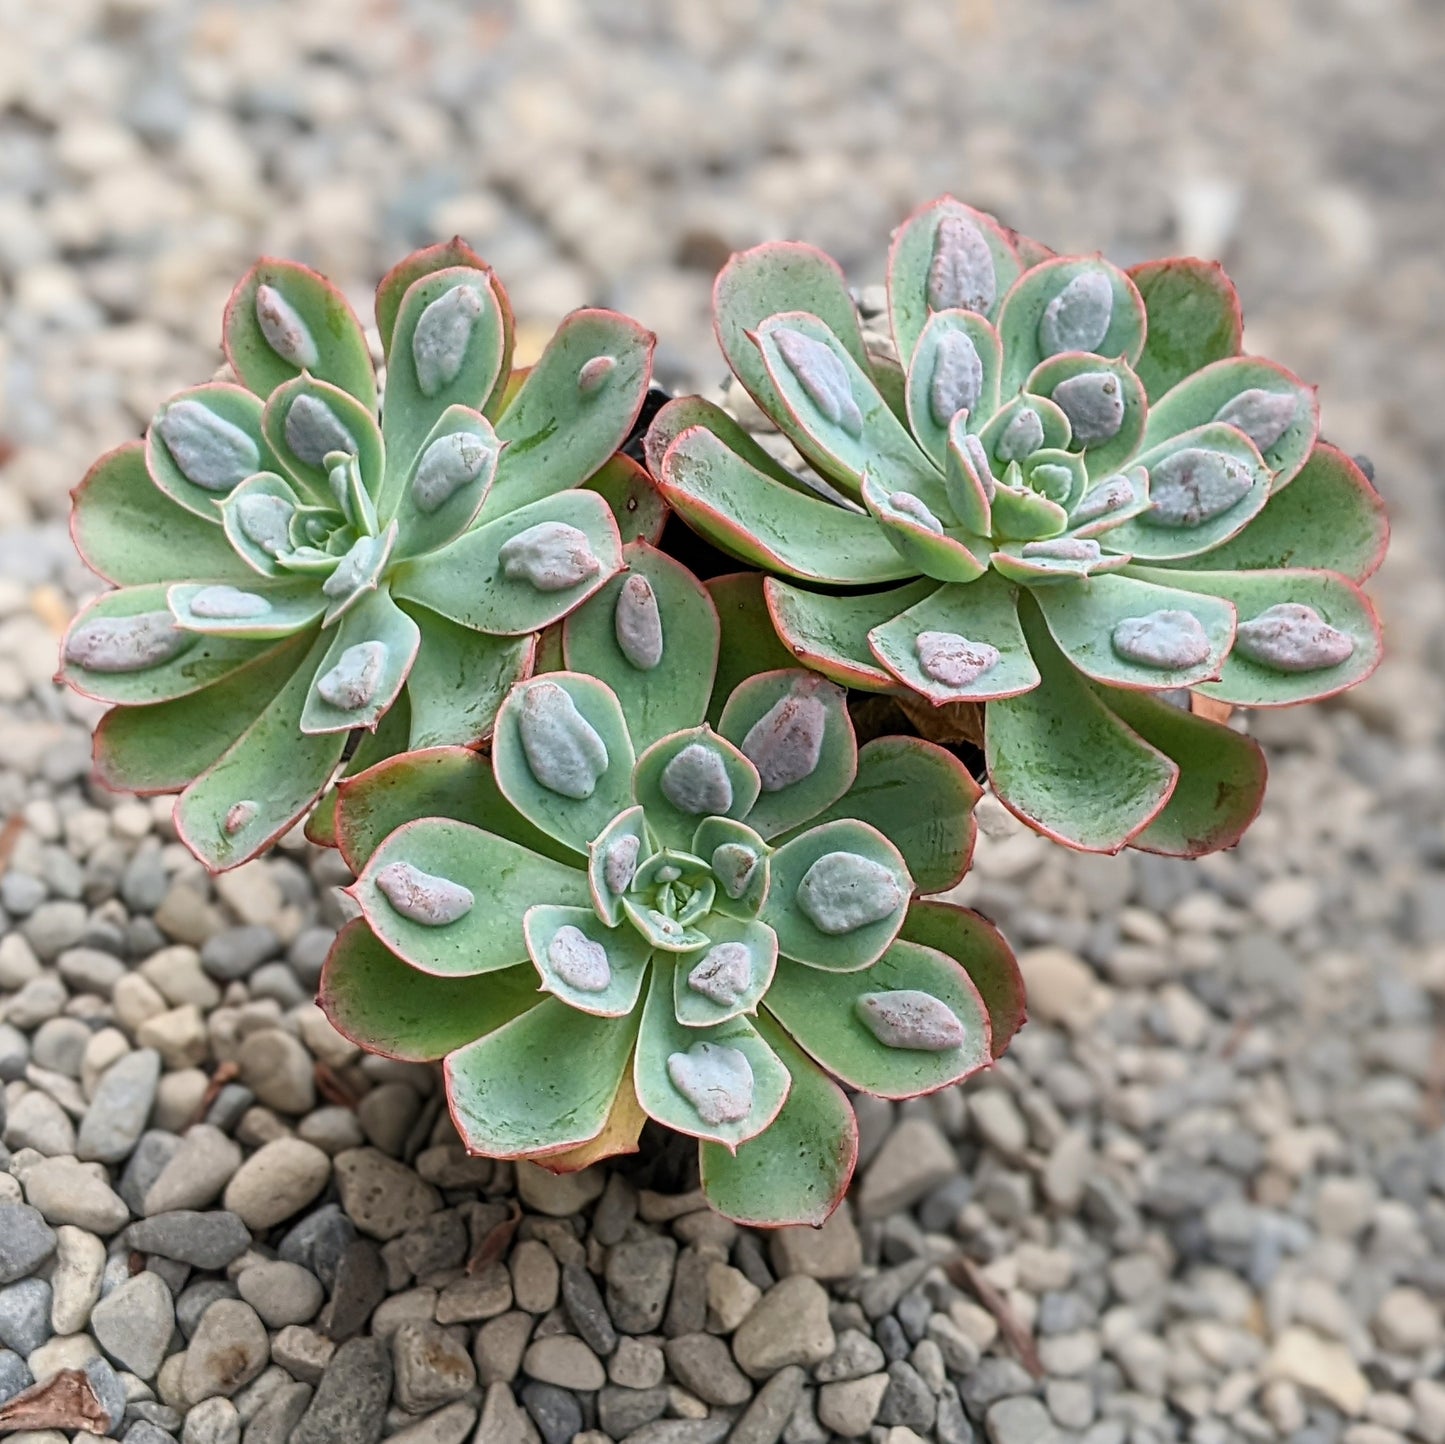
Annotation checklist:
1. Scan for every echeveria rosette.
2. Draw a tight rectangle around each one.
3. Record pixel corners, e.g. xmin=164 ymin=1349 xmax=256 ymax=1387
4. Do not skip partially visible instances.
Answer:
xmin=319 ymin=546 xmax=1022 ymax=1226
xmin=649 ymin=196 xmax=1388 ymax=854
xmin=61 ymin=239 xmax=657 ymax=871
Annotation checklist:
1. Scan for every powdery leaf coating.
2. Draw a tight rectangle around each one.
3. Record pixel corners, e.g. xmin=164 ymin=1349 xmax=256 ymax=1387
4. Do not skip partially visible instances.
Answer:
xmin=1029 ymin=463 xmax=1074 ymax=500
xmin=188 ymin=585 xmax=272 ymax=620
xmin=322 ymin=534 xmax=385 ymax=599
xmin=1233 ymin=602 xmax=1356 ymax=673
xmin=1039 ymin=270 xmax=1114 ymax=357
xmin=547 ymin=925 xmax=611 ymax=993
xmin=66 ymin=611 xmax=192 ymax=673
xmin=223 ymin=801 xmax=258 ymax=836
xmin=603 ymin=834 xmax=641 ymax=895
xmin=996 ymin=407 xmax=1044 ymax=462
xmin=375 ymin=860 xmax=475 ymax=926
xmin=961 ymin=431 xmax=997 ymax=497
xmin=235 ymin=494 xmax=294 ymax=556
xmin=285 ymin=394 xmax=358 ymax=467
xmin=883 ymin=491 xmax=944 ymax=534
xmin=667 ymin=1041 xmax=755 ymax=1125
xmin=856 ymin=989 xmax=967 ymax=1051
xmin=1214 ymin=388 xmax=1299 ymax=454
xmin=316 ymin=640 xmax=387 ymax=710
xmin=796 ymin=850 xmax=904 ymax=936
xmin=916 ymin=630 xmax=1001 ymax=688
xmin=412 ymin=431 xmax=492 ymax=514
xmin=929 ymin=329 xmax=984 ymax=426
xmin=928 ymin=213 xmax=996 ymax=315
xmin=688 ymin=942 xmax=753 ymax=1005
xmin=157 ymin=400 xmax=261 ymax=493
xmin=1052 ymin=371 xmax=1125 ymax=444
xmin=412 ymin=284 xmax=484 ymax=397
xmin=255 ymin=284 xmax=320 ymax=368
xmin=614 ymin=575 xmax=664 ymax=671
xmin=518 ymin=681 xmax=610 ymax=800
xmin=1022 ymin=537 xmax=1102 ymax=562
xmin=712 ymin=843 xmax=759 ymax=900
xmin=1071 ymin=473 xmax=1135 ymax=523
xmin=660 ymin=742 xmax=734 ymax=816
xmin=1111 ymin=609 xmax=1213 ymax=670
xmin=499 ymin=521 xmax=602 ymax=593
xmin=772 ymin=327 xmax=864 ymax=437
xmin=741 ymin=688 xmax=828 ymax=792
xmin=577 ymin=354 xmax=618 ymax=395
xmin=1145 ymin=448 xmax=1253 ymax=528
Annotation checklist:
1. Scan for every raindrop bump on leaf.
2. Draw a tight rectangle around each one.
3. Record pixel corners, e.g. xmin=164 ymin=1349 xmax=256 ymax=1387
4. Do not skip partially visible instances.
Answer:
xmin=157 ymin=401 xmax=260 ymax=493
xmin=547 ymin=925 xmax=611 ymax=992
xmin=687 ymin=943 xmax=753 ymax=1006
xmin=255 ymin=283 xmax=319 ymax=368
xmin=660 ymin=742 xmax=734 ymax=815
xmin=500 ymin=521 xmax=602 ymax=592
xmin=1111 ymin=609 xmax=1213 ymax=670
xmin=928 ymin=213 xmax=997 ymax=315
xmin=1234 ymin=602 xmax=1355 ymax=673
xmin=796 ymin=850 xmax=903 ymax=936
xmin=857 ymin=989 xmax=966 ymax=1051
xmin=65 ymin=612 xmax=193 ymax=673
xmin=1214 ymin=388 xmax=1298 ymax=453
xmin=915 ymin=630 xmax=1001 ymax=688
xmin=614 ymin=575 xmax=664 ymax=670
xmin=376 ymin=860 xmax=475 ymax=926
xmin=1039 ymin=269 xmax=1114 ymax=356
xmin=316 ymin=640 xmax=387 ymax=710
xmin=518 ymin=681 xmax=610 ymax=800
xmin=412 ymin=283 xmax=485 ymax=397
xmin=667 ymin=1041 xmax=754 ymax=1125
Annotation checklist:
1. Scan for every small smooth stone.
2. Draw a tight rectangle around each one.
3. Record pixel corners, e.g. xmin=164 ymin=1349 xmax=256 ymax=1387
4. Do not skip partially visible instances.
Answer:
xmin=0 ymin=1278 xmax=52 ymax=1355
xmin=223 ymin=1138 xmax=331 ymax=1230
xmin=522 ymin=1335 xmax=605 ymax=1391
xmin=271 ymin=1325 xmax=335 ymax=1385
xmin=332 ymin=1149 xmax=442 ymax=1241
xmin=24 ymin=1156 xmax=130 ymax=1234
xmin=606 ymin=1236 xmax=678 ymax=1334
xmin=91 ymin=1269 xmax=174 ymax=1379
xmin=391 ymin=1321 xmax=476 ymax=1414
xmin=665 ymin=1333 xmax=753 ymax=1406
xmin=474 ymin=1311 xmax=533 ymax=1386
xmin=292 ymin=1336 xmax=391 ymax=1444
xmin=126 ymin=1212 xmax=252 ymax=1270
xmin=144 ymin=1127 xmax=242 ymax=1215
xmin=733 ymin=1277 xmax=836 ymax=1377
xmin=76 ymin=1048 xmax=160 ymax=1164
xmin=183 ymin=1394 xmax=242 ymax=1444
xmin=318 ymin=1239 xmax=386 ymax=1342
xmin=236 ymin=1260 xmax=324 ymax=1328
xmin=236 ymin=1030 xmax=315 ymax=1115
xmin=49 ymin=1225 xmax=105 ymax=1334
xmin=181 ymin=1299 xmax=269 ymax=1402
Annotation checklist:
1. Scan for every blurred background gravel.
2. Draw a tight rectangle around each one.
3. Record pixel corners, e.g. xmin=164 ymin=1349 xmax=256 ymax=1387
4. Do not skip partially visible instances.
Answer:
xmin=1 ymin=3 xmax=1444 ymax=1443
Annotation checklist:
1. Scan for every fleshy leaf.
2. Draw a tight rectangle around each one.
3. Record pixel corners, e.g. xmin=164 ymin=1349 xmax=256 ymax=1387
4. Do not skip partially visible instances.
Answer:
xmin=390 ymin=406 xmax=502 ymax=560
xmin=717 ymin=669 xmax=856 ymax=839
xmin=321 ymin=920 xmax=539 ymax=1062
xmin=984 ymin=596 xmax=1178 ymax=852
xmin=562 ymin=540 xmax=720 ymax=753
xmin=523 ymin=904 xmax=651 ymax=1017
xmin=352 ymin=817 xmax=589 ymax=975
xmin=145 ymin=384 xmax=277 ymax=521
xmin=692 ymin=816 xmax=771 ymax=921
xmin=673 ymin=916 xmax=779 ymax=1027
xmin=634 ymin=961 xmax=790 ymax=1149
xmin=168 ymin=578 xmax=327 ymax=639
xmin=584 ymin=453 xmax=668 ymax=546
xmin=445 ymin=999 xmax=638 ymax=1157
xmin=173 ymin=630 xmax=346 ymax=871
xmin=305 ymin=693 xmax=411 ymax=847
xmin=860 ymin=474 xmax=989 ymax=584
xmin=299 ymin=587 xmax=420 ymax=735
xmin=376 ymin=239 xmax=511 ymax=377
xmin=632 ymin=727 xmax=761 ymax=851
xmin=1091 ymin=685 xmax=1267 ymax=857
xmin=486 ymin=309 xmax=655 ymax=514
xmin=762 ymin=819 xmax=910 ymax=972
xmin=392 ymin=488 xmax=622 ymax=636
xmin=492 ymin=673 xmax=635 ymax=855
xmin=261 ymin=374 xmax=385 ymax=508
xmin=1128 ymin=258 xmax=1244 ymax=402
xmin=1026 ymin=353 xmax=1148 ymax=481
xmin=766 ymin=936 xmax=992 ymax=1099
xmin=73 ymin=443 xmax=251 ymax=585
xmin=976 ymin=393 xmax=1072 ymax=477
xmin=706 ymin=572 xmax=797 ymax=724
xmin=218 ymin=472 xmax=304 ymax=578
xmin=587 ymin=806 xmax=649 ymax=926
xmin=524 ymin=1072 xmax=647 ymax=1172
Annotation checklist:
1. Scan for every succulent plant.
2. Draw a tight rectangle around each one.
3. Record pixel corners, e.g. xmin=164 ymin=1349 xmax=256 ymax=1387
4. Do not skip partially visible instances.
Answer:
xmin=320 ymin=543 xmax=1023 ymax=1224
xmin=649 ymin=197 xmax=1389 ymax=854
xmin=61 ymin=239 xmax=657 ymax=871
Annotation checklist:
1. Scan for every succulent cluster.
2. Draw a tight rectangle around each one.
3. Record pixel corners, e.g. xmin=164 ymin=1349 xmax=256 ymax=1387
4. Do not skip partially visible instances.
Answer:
xmin=650 ymin=197 xmax=1387 ymax=853
xmin=62 ymin=240 xmax=656 ymax=871
xmin=60 ymin=201 xmax=1387 ymax=1222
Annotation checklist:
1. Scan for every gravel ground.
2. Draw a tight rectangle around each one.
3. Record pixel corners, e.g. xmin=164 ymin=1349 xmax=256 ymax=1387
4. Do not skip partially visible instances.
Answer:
xmin=2 ymin=2 xmax=1445 ymax=1443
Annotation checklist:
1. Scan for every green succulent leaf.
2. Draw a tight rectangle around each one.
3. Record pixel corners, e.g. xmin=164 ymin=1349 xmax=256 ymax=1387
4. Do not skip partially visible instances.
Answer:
xmin=563 ymin=540 xmax=720 ymax=754
xmin=174 ymin=630 xmax=346 ymax=871
xmin=990 ymin=539 xmax=1131 ymax=583
xmin=860 ymin=474 xmax=988 ymax=584
xmin=1168 ymin=442 xmax=1387 ymax=583
xmin=766 ymin=934 xmax=993 ymax=1099
xmin=217 ymin=472 xmax=305 ymax=578
xmin=634 ymin=959 xmax=791 ymax=1149
xmin=352 ymin=816 xmax=589 ymax=976
xmin=985 ymin=596 xmax=1177 ymax=852
xmin=73 ymin=443 xmax=252 ymax=586
xmin=305 ymin=692 xmax=412 ymax=847
xmin=1026 ymin=353 xmax=1149 ymax=482
xmin=321 ymin=920 xmax=539 ymax=1062
xmin=975 ymin=393 xmax=1072 ymax=478
xmin=1031 ymin=572 xmax=1236 ymax=691
xmin=1067 ymin=465 xmax=1152 ymax=538
xmin=299 ymin=587 xmax=420 ymax=735
xmin=699 ymin=1011 xmax=857 ymax=1228
xmin=762 ymin=818 xmax=911 ymax=972
xmin=375 ymin=239 xmax=511 ymax=374
xmin=224 ymin=257 xmax=377 ymax=407
xmin=390 ymin=406 xmax=502 ymax=561
xmin=673 ymin=915 xmax=779 ymax=1027
xmin=795 ymin=736 xmax=981 ymax=895
xmin=691 ymin=816 xmax=771 ymax=921
xmin=706 ymin=572 xmax=798 ymax=724
xmin=487 ymin=309 xmax=655 ymax=514
xmin=400 ymin=604 xmax=534 ymax=750
xmin=1092 ymin=685 xmax=1267 ymax=857
xmin=866 ymin=573 xmax=1039 ymax=704
xmin=1128 ymin=258 xmax=1244 ymax=402
xmin=1143 ymin=355 xmax=1319 ymax=488
xmin=523 ymin=904 xmax=652 ymax=1017
xmin=260 ymin=374 xmax=385 ymax=508
xmin=583 ymin=453 xmax=669 ymax=546
xmin=1131 ymin=565 xmax=1383 ymax=707
xmin=167 ymin=577 xmax=327 ymax=639
xmin=586 ymin=806 xmax=650 ymax=926
xmin=717 ymin=669 xmax=857 ymax=839
xmin=392 ymin=487 xmax=623 ymax=636
xmin=898 ymin=900 xmax=1026 ymax=1059
xmin=144 ymin=383 xmax=278 ymax=521
xmin=492 ymin=672 xmax=636 ymax=855
xmin=445 ymin=999 xmax=639 ymax=1158
xmin=631 ymin=727 xmax=761 ymax=851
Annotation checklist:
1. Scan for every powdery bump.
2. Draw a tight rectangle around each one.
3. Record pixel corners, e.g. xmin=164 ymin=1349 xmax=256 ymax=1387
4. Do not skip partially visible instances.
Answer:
xmin=1052 ymin=371 xmax=1125 ymax=445
xmin=316 ymin=641 xmax=387 ymax=711
xmin=285 ymin=394 xmax=358 ymax=467
xmin=518 ymin=681 xmax=610 ymax=800
xmin=1022 ymin=537 xmax=1102 ymax=563
xmin=1233 ymin=602 xmax=1355 ymax=673
xmin=499 ymin=521 xmax=602 ymax=593
xmin=927 ymin=213 xmax=996 ymax=316
xmin=577 ymin=354 xmax=618 ymax=395
xmin=1112 ymin=609 xmax=1213 ymax=670
xmin=772 ymin=327 xmax=863 ymax=437
xmin=188 ymin=586 xmax=272 ymax=621
xmin=614 ymin=575 xmax=664 ymax=671
xmin=929 ymin=329 xmax=984 ymax=426
xmin=1039 ymin=269 xmax=1114 ymax=357
xmin=222 ymin=801 xmax=258 ymax=836
xmin=1071 ymin=473 xmax=1135 ymax=524
xmin=255 ymin=284 xmax=319 ymax=368
xmin=65 ymin=612 xmax=192 ymax=674
xmin=234 ymin=494 xmax=295 ymax=557
xmin=857 ymin=989 xmax=966 ymax=1051
xmin=412 ymin=431 xmax=493 ymax=514
xmin=546 ymin=924 xmax=612 ymax=993
xmin=796 ymin=851 xmax=904 ymax=936
xmin=660 ymin=743 xmax=734 ymax=816
xmin=1145 ymin=447 xmax=1253 ymax=528
xmin=412 ymin=284 xmax=485 ymax=397
xmin=321 ymin=533 xmax=384 ymax=599
xmin=995 ymin=407 xmax=1044 ymax=462
xmin=882 ymin=491 xmax=944 ymax=534
xmin=711 ymin=843 xmax=760 ymax=900
xmin=603 ymin=834 xmax=641 ymax=896
xmin=157 ymin=400 xmax=260 ymax=493
xmin=687 ymin=942 xmax=753 ymax=1006
xmin=376 ymin=860 xmax=475 ymax=926
xmin=741 ymin=685 xmax=830 ymax=792
xmin=915 ymin=630 xmax=1001 ymax=689
xmin=1214 ymin=387 xmax=1299 ymax=454
xmin=666 ymin=1041 xmax=755 ymax=1126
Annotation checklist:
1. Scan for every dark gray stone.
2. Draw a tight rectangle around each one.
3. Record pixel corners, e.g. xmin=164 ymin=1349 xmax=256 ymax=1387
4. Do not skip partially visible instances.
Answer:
xmin=0 ymin=1348 xmax=33 ymax=1406
xmin=319 ymin=1239 xmax=386 ymax=1342
xmin=176 ymin=1279 xmax=239 ymax=1339
xmin=119 ymin=1131 xmax=183 ymax=1217
xmin=0 ymin=1204 xmax=56 ymax=1283
xmin=936 ymin=1382 xmax=976 ymax=1444
xmin=85 ymin=1354 xmax=128 ymax=1433
xmin=0 ymin=1277 xmax=52 ymax=1354
xmin=727 ymin=1364 xmax=806 ymax=1444
xmin=598 ymin=1383 xmax=668 ymax=1436
xmin=562 ymin=1262 xmax=617 ymax=1355
xmin=121 ymin=1422 xmax=176 ymax=1444
xmin=280 ymin=1205 xmax=356 ymax=1290
xmin=605 ymin=1237 xmax=676 ymax=1333
xmin=877 ymin=1359 xmax=935 ymax=1431
xmin=201 ymin=926 xmax=280 ymax=980
xmin=77 ymin=1048 xmax=161 ymax=1164
xmin=520 ymin=1380 xmax=584 ymax=1444
xmin=242 ymin=1378 xmax=313 ymax=1444
xmin=126 ymin=1211 xmax=251 ymax=1269
xmin=959 ymin=1357 xmax=1038 ymax=1413
xmin=292 ymin=1336 xmax=391 ymax=1444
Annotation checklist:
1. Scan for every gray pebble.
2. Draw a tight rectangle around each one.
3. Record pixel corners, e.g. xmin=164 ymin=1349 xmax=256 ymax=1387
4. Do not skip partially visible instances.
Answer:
xmin=0 ymin=1202 xmax=57 ymax=1281
xmin=182 ymin=1395 xmax=241 ymax=1444
xmin=127 ymin=1211 xmax=252 ymax=1269
xmin=182 ymin=1299 xmax=269 ymax=1402
xmin=562 ymin=1262 xmax=617 ymax=1355
xmin=201 ymin=927 xmax=279 ymax=981
xmin=241 ymin=1378 xmax=313 ymax=1444
xmin=619 ymin=1422 xmax=730 ymax=1444
xmin=0 ymin=1347 xmax=32 ymax=1406
xmin=122 ymin=1421 xmax=177 ymax=1444
xmin=606 ymin=1236 xmax=677 ymax=1334
xmin=318 ymin=1238 xmax=386 ymax=1342
xmin=0 ymin=1277 xmax=51 ymax=1354
xmin=177 ymin=1279 xmax=239 ymax=1340
xmin=520 ymin=1380 xmax=584 ymax=1444
xmin=0 ymin=1023 xmax=28 ymax=1082
xmin=236 ymin=1259 xmax=323 ymax=1328
xmin=960 ymin=1357 xmax=1039 ymax=1411
xmin=278 ymin=1205 xmax=356 ymax=1290
xmin=92 ymin=1269 xmax=175 ymax=1378
xmin=85 ymin=1352 xmax=129 ymax=1432
xmin=4 ymin=1086 xmax=76 ymax=1154
xmin=121 ymin=1131 xmax=184 ymax=1216
xmin=876 ymin=1358 xmax=935 ymax=1431
xmin=78 ymin=1048 xmax=161 ymax=1164
xmin=144 ymin=1126 xmax=241 ymax=1216
xmin=985 ymin=1395 xmax=1057 ymax=1444
xmin=392 ymin=1320 xmax=476 ymax=1413
xmin=30 ymin=1016 xmax=91 ymax=1077
xmin=598 ymin=1383 xmax=668 ymax=1436
xmin=292 ymin=1335 xmax=391 ymax=1444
